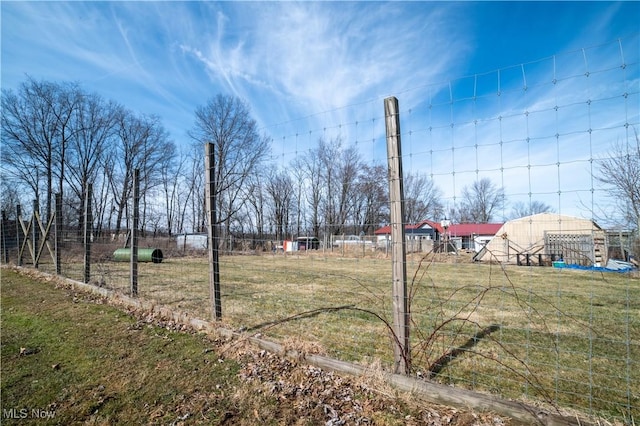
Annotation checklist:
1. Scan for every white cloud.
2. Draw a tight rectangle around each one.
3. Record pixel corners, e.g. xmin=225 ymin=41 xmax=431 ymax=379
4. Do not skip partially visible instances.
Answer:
xmin=177 ymin=2 xmax=468 ymax=141
xmin=2 ymin=1 xmax=637 ymax=221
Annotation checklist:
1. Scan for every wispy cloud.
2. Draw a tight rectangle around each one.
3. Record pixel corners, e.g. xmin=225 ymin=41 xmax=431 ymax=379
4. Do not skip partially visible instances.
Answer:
xmin=2 ymin=1 xmax=638 ymax=220
xmin=176 ymin=2 xmax=468 ymax=136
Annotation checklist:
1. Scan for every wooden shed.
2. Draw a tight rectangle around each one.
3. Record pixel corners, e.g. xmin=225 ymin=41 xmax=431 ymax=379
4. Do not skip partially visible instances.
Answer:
xmin=474 ymin=213 xmax=607 ymax=266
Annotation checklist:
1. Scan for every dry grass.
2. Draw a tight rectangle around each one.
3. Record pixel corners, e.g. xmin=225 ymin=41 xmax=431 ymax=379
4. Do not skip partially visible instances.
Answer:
xmin=3 ymin=268 xmax=506 ymax=425
xmin=13 ymin=246 xmax=640 ymax=422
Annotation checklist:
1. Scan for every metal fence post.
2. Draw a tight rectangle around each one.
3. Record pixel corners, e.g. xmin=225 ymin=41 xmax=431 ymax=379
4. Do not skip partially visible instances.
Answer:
xmin=384 ymin=96 xmax=410 ymax=374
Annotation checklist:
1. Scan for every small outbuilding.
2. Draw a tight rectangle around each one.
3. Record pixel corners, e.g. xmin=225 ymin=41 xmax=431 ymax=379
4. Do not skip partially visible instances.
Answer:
xmin=473 ymin=213 xmax=607 ymax=266
xmin=374 ymin=220 xmax=443 ymax=252
xmin=296 ymin=236 xmax=320 ymax=250
xmin=176 ymin=233 xmax=208 ymax=250
xmin=448 ymin=223 xmax=504 ymax=252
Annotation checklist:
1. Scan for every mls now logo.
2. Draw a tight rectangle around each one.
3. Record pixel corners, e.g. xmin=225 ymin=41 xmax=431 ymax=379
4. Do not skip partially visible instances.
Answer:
xmin=3 ymin=408 xmax=56 ymax=419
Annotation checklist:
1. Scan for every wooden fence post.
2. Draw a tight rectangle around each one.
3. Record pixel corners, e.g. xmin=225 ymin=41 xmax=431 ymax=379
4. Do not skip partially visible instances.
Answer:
xmin=16 ymin=204 xmax=22 ymax=266
xmin=205 ymin=143 xmax=222 ymax=320
xmin=55 ymin=193 xmax=62 ymax=275
xmin=1 ymin=210 xmax=7 ymax=264
xmin=131 ymin=170 xmax=139 ymax=296
xmin=384 ymin=96 xmax=411 ymax=374
xmin=83 ymin=185 xmax=92 ymax=283
xmin=32 ymin=199 xmax=39 ymax=269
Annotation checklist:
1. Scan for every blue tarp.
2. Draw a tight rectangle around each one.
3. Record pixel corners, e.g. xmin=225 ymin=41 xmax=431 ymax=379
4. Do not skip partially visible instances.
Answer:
xmin=554 ymin=262 xmax=636 ymax=273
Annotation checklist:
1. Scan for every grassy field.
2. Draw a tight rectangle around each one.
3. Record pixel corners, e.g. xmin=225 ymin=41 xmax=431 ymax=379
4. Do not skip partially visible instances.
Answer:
xmin=1 ymin=268 xmax=243 ymax=425
xmin=15 ymin=248 xmax=640 ymax=422
xmin=2 ymin=267 xmax=503 ymax=425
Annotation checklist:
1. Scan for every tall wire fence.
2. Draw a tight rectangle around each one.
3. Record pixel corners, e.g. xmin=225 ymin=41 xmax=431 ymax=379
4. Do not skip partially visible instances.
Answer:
xmin=2 ymin=34 xmax=639 ymax=423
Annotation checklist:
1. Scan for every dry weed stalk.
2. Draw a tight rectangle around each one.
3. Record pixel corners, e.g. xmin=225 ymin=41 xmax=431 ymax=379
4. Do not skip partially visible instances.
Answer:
xmin=405 ymin=248 xmax=604 ymax=415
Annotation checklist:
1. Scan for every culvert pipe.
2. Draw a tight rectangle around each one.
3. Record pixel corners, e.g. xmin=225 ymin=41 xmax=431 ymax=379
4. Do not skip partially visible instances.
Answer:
xmin=113 ymin=248 xmax=163 ymax=263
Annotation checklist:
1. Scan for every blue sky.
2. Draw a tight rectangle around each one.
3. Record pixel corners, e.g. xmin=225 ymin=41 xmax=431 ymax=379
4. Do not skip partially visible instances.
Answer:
xmin=2 ymin=1 xmax=639 ymax=223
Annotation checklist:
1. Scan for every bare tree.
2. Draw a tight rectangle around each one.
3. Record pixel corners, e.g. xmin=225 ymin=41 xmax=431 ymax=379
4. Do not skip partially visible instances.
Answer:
xmin=316 ymin=137 xmax=362 ymax=235
xmin=265 ymin=168 xmax=294 ymax=242
xmin=353 ymin=163 xmax=389 ymax=234
xmin=293 ymin=148 xmax=324 ymax=238
xmin=455 ymin=178 xmax=506 ymax=223
xmin=65 ymin=93 xmax=121 ymax=232
xmin=404 ymin=172 xmax=444 ymax=223
xmin=288 ymin=158 xmax=307 ymax=237
xmin=108 ymin=110 xmax=174 ymax=236
xmin=1 ymin=78 xmax=77 ymax=221
xmin=335 ymin=145 xmax=361 ymax=235
xmin=509 ymin=200 xmax=554 ymax=219
xmin=184 ymin=144 xmax=206 ymax=233
xmin=94 ymin=161 xmax=115 ymax=236
xmin=2 ymin=78 xmax=181 ymax=238
xmin=0 ymin=178 xmax=24 ymax=219
xmin=317 ymin=137 xmax=341 ymax=235
xmin=595 ymin=130 xmax=640 ymax=238
xmin=51 ymin=82 xmax=83 ymax=208
xmin=243 ymin=172 xmax=267 ymax=245
xmin=190 ymin=95 xmax=270 ymax=245
xmin=159 ymin=151 xmax=192 ymax=236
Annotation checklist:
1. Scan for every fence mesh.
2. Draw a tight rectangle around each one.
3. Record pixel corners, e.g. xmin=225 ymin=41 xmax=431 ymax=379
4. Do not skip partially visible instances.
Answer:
xmin=2 ymin=34 xmax=639 ymax=422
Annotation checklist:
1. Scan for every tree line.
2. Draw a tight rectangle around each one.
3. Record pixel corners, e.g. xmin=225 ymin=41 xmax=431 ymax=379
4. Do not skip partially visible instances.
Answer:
xmin=18 ymin=77 xmax=640 ymax=248
xmin=2 ymin=78 xmax=176 ymax=238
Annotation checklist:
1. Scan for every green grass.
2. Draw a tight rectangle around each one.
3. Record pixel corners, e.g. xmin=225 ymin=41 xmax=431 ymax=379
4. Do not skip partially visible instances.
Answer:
xmin=17 ymin=249 xmax=640 ymax=422
xmin=1 ymin=267 xmax=506 ymax=425
xmin=1 ymin=268 xmax=245 ymax=425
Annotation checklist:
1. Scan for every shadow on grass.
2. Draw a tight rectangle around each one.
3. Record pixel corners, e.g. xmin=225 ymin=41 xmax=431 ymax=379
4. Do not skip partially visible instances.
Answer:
xmin=428 ymin=324 xmax=501 ymax=377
